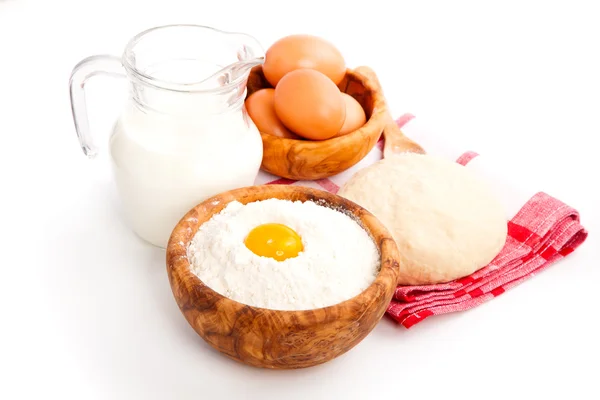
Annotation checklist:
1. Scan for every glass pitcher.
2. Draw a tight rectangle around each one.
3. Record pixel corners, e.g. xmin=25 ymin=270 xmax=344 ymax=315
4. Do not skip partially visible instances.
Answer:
xmin=69 ymin=25 xmax=265 ymax=248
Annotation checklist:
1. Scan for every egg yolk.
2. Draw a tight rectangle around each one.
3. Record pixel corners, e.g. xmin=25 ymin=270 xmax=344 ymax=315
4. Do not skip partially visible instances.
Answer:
xmin=244 ymin=223 xmax=304 ymax=262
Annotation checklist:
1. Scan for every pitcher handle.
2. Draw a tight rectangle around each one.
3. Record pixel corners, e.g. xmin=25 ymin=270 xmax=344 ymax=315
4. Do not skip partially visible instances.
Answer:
xmin=69 ymin=55 xmax=126 ymax=158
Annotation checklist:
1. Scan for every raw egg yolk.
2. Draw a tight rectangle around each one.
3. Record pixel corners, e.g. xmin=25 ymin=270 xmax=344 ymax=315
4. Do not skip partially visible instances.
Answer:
xmin=244 ymin=223 xmax=304 ymax=262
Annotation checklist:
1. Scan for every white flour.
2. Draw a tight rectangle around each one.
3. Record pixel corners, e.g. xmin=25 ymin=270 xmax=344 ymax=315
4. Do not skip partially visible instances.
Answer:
xmin=187 ymin=198 xmax=380 ymax=310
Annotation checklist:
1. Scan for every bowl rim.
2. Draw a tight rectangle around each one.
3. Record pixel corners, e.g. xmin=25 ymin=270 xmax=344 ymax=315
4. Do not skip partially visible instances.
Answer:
xmin=251 ymin=66 xmax=387 ymax=149
xmin=166 ymin=184 xmax=400 ymax=316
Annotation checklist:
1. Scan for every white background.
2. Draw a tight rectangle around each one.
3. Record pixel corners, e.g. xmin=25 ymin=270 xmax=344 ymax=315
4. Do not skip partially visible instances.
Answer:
xmin=1 ymin=0 xmax=599 ymax=399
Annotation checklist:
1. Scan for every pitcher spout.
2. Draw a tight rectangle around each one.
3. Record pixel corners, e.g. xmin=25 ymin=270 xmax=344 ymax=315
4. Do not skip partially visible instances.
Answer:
xmin=224 ymin=56 xmax=264 ymax=82
xmin=232 ymin=31 xmax=265 ymax=63
xmin=191 ymin=28 xmax=265 ymax=92
xmin=195 ymin=58 xmax=264 ymax=92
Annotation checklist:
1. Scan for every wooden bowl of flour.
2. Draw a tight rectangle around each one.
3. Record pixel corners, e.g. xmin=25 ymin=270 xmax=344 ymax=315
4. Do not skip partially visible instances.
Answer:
xmin=166 ymin=185 xmax=400 ymax=369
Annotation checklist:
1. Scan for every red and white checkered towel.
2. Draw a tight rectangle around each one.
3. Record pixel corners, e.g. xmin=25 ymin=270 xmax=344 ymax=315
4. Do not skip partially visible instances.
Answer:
xmin=254 ymin=114 xmax=588 ymax=329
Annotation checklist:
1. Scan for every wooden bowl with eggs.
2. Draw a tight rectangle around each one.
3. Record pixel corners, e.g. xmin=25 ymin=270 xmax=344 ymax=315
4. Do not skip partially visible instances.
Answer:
xmin=166 ymin=184 xmax=400 ymax=369
xmin=246 ymin=65 xmax=387 ymax=181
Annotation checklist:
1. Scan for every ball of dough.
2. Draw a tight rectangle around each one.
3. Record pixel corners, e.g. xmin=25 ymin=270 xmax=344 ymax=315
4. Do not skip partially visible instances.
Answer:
xmin=338 ymin=153 xmax=508 ymax=285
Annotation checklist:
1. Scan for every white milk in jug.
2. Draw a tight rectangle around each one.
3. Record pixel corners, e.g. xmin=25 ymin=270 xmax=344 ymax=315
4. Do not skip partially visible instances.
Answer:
xmin=108 ymin=61 xmax=263 ymax=248
xmin=68 ymin=25 xmax=266 ymax=248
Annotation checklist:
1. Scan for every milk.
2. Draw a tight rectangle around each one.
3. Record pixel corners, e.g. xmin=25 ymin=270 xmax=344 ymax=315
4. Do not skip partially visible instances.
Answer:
xmin=68 ymin=25 xmax=266 ymax=248
xmin=108 ymin=61 xmax=263 ymax=248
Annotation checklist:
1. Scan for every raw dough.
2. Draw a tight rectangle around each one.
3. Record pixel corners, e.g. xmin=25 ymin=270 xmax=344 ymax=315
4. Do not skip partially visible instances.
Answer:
xmin=338 ymin=153 xmax=508 ymax=285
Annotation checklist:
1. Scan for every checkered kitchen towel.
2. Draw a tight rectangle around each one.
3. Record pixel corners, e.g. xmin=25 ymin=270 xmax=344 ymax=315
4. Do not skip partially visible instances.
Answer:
xmin=254 ymin=114 xmax=589 ymax=328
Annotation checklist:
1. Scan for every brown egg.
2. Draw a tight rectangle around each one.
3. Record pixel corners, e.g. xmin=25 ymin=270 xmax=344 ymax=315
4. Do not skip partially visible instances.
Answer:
xmin=274 ymin=69 xmax=346 ymax=141
xmin=335 ymin=93 xmax=367 ymax=137
xmin=245 ymin=89 xmax=302 ymax=139
xmin=263 ymin=34 xmax=346 ymax=87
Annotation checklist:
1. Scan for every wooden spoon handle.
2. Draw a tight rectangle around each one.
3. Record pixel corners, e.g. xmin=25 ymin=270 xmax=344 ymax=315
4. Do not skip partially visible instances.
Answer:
xmin=354 ymin=66 xmax=426 ymax=157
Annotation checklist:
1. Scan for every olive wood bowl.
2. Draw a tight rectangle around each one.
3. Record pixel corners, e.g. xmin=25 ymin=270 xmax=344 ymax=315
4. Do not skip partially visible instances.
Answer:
xmin=246 ymin=66 xmax=387 ymax=181
xmin=166 ymin=184 xmax=400 ymax=369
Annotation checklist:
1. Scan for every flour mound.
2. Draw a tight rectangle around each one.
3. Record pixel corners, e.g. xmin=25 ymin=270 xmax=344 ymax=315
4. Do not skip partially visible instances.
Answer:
xmin=187 ymin=198 xmax=380 ymax=310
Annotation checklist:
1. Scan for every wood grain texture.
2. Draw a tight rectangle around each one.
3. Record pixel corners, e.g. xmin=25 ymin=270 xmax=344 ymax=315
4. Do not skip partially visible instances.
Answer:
xmin=353 ymin=66 xmax=426 ymax=157
xmin=246 ymin=66 xmax=387 ymax=180
xmin=166 ymin=185 xmax=400 ymax=369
